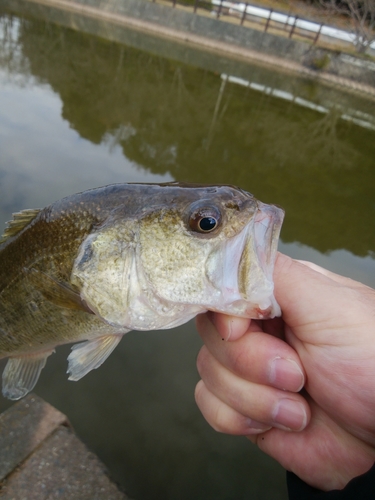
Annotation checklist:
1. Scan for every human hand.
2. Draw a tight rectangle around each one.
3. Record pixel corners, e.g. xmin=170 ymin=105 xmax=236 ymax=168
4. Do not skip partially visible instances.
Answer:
xmin=195 ymin=253 xmax=375 ymax=491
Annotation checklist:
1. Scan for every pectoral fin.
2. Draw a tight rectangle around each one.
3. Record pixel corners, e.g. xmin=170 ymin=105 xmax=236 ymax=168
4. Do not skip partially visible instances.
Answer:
xmin=67 ymin=334 xmax=125 ymax=381
xmin=26 ymin=268 xmax=93 ymax=313
xmin=2 ymin=350 xmax=54 ymax=400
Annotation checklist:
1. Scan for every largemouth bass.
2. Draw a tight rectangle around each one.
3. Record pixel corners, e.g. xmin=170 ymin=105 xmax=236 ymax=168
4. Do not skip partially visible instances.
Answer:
xmin=0 ymin=183 xmax=284 ymax=400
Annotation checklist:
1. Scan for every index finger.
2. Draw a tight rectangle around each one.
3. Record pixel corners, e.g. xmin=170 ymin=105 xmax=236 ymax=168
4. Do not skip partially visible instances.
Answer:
xmin=196 ymin=313 xmax=305 ymax=392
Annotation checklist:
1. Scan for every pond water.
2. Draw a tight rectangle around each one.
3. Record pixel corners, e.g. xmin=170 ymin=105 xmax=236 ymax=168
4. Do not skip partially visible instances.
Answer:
xmin=0 ymin=4 xmax=375 ymax=500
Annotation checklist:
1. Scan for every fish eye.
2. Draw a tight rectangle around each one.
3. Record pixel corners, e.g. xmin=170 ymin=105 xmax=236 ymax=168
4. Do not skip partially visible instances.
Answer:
xmin=189 ymin=207 xmax=221 ymax=234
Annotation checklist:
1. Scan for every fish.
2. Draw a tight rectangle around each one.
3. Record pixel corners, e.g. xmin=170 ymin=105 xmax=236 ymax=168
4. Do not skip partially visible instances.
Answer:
xmin=0 ymin=182 xmax=284 ymax=400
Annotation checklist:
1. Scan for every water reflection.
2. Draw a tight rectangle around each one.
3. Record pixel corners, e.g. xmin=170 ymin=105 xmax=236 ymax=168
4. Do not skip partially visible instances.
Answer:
xmin=0 ymin=76 xmax=172 ymax=212
xmin=0 ymin=8 xmax=375 ymax=500
xmin=2 ymin=13 xmax=374 ymax=259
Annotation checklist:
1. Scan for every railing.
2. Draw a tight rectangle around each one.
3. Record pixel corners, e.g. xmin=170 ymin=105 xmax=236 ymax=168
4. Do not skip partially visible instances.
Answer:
xmin=151 ymin=0 xmax=358 ymax=48
xmin=151 ymin=0 xmax=324 ymax=44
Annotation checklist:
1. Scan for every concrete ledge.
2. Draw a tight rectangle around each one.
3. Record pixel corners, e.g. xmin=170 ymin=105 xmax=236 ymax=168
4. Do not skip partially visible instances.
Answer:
xmin=0 ymin=394 xmax=68 ymax=481
xmin=0 ymin=395 xmax=128 ymax=499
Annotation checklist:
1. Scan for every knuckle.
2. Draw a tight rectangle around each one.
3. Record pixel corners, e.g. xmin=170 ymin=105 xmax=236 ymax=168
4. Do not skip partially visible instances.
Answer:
xmin=196 ymin=346 xmax=211 ymax=377
xmin=231 ymin=347 xmax=251 ymax=374
xmin=194 ymin=379 xmax=205 ymax=405
xmin=212 ymin=406 xmax=231 ymax=433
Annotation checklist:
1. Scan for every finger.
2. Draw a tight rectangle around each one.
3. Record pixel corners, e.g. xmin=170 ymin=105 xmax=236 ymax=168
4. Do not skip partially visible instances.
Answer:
xmin=252 ymin=402 xmax=375 ymax=491
xmin=296 ymin=260 xmax=362 ymax=287
xmin=274 ymin=253 xmax=353 ymax=331
xmin=197 ymin=346 xmax=309 ymax=432
xmin=195 ymin=380 xmax=272 ymax=435
xmin=196 ymin=313 xmax=305 ymax=392
xmin=274 ymin=253 xmax=375 ymax=345
xmin=207 ymin=312 xmax=250 ymax=341
xmin=208 ymin=312 xmax=285 ymax=341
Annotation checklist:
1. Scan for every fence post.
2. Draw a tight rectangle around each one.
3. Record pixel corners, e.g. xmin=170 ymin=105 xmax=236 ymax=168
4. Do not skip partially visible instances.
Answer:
xmin=216 ymin=0 xmax=223 ymax=19
xmin=284 ymin=10 xmax=291 ymax=31
xmin=264 ymin=8 xmax=273 ymax=32
xmin=313 ymin=23 xmax=323 ymax=45
xmin=172 ymin=0 xmax=176 ymax=7
xmin=289 ymin=15 xmax=298 ymax=38
xmin=240 ymin=2 xmax=248 ymax=25
xmin=194 ymin=0 xmax=199 ymax=13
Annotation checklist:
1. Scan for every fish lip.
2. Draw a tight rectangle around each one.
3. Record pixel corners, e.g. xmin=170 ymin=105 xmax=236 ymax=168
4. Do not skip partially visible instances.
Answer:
xmin=206 ymin=201 xmax=284 ymax=319
xmin=236 ymin=202 xmax=284 ymax=319
xmin=253 ymin=202 xmax=284 ymax=284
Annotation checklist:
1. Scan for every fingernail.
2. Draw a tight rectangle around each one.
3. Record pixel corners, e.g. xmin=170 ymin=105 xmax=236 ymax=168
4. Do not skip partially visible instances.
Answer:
xmin=224 ymin=318 xmax=232 ymax=341
xmin=272 ymin=398 xmax=307 ymax=431
xmin=245 ymin=419 xmax=272 ymax=435
xmin=269 ymin=357 xmax=304 ymax=392
xmin=210 ymin=313 xmax=232 ymax=341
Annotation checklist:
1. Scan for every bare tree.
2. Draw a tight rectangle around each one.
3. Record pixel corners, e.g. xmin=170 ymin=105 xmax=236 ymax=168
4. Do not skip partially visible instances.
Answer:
xmin=318 ymin=0 xmax=375 ymax=53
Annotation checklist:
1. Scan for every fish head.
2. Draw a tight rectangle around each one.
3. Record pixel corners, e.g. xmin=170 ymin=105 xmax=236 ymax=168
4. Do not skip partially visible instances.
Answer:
xmin=138 ymin=185 xmax=284 ymax=320
xmin=71 ymin=184 xmax=284 ymax=330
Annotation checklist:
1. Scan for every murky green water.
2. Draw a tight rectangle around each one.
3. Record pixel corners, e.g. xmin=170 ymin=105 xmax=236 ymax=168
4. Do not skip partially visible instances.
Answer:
xmin=0 ymin=3 xmax=375 ymax=499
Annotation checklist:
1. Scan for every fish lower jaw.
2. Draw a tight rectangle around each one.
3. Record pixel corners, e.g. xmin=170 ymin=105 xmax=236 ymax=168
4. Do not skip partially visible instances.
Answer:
xmin=210 ymin=294 xmax=281 ymax=319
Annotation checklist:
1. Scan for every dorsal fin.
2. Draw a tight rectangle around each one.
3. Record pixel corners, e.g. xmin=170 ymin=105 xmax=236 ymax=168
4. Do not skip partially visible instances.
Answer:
xmin=0 ymin=209 xmax=41 ymax=244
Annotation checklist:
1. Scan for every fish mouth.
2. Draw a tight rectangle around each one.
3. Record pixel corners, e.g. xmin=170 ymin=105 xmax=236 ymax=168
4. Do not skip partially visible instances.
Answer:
xmin=237 ymin=201 xmax=284 ymax=318
xmin=207 ymin=201 xmax=284 ymax=319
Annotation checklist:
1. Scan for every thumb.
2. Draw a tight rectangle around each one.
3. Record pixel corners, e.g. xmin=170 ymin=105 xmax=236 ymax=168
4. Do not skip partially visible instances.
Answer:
xmin=273 ymin=252 xmax=351 ymax=331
